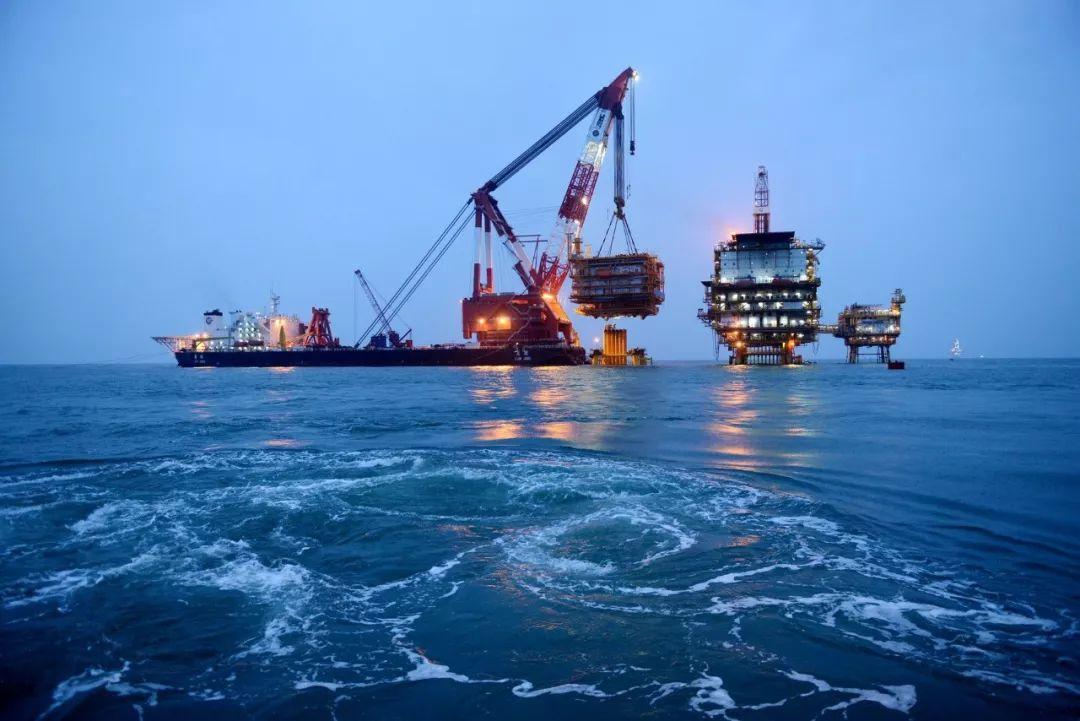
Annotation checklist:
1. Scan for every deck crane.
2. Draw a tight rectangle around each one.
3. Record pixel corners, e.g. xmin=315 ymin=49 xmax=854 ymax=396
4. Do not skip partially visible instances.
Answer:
xmin=354 ymin=269 xmax=411 ymax=349
xmin=357 ymin=68 xmax=650 ymax=350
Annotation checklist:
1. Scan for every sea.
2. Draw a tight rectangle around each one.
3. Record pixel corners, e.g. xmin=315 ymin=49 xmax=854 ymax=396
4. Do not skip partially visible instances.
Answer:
xmin=0 ymin=360 xmax=1077 ymax=720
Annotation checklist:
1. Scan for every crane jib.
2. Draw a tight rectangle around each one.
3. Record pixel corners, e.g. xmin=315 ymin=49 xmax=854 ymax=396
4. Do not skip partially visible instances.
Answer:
xmin=361 ymin=69 xmax=636 ymax=348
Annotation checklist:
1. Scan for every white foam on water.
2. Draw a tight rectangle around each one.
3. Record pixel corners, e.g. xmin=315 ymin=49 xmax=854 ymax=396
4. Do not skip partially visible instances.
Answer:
xmin=295 ymin=680 xmax=349 ymax=692
xmin=500 ymin=505 xmax=699 ymax=582
xmin=961 ymin=669 xmax=1080 ymax=696
xmin=102 ymin=681 xmax=170 ymax=706
xmin=707 ymin=590 xmax=1058 ymax=638
xmin=7 ymin=550 xmax=160 ymax=609
xmin=135 ymin=449 xmax=420 ymax=481
xmin=769 ymin=515 xmax=842 ymax=534
xmin=0 ymin=503 xmax=50 ymax=518
xmin=784 ymin=671 xmax=917 ymax=715
xmin=687 ymin=563 xmax=805 ymax=592
xmin=511 ymin=680 xmax=611 ymax=698
xmin=649 ymin=681 xmax=688 ymax=705
xmin=39 ymin=662 xmax=131 ymax=719
xmin=69 ymin=500 xmax=157 ymax=538
xmin=687 ymin=674 xmax=737 ymax=717
xmin=187 ymin=688 xmax=227 ymax=701
xmin=6 ymin=448 xmax=1077 ymax=712
xmin=182 ymin=556 xmax=309 ymax=598
xmin=611 ymin=563 xmax=806 ymax=598
xmin=240 ymin=615 xmax=300 ymax=658
xmin=175 ymin=539 xmax=320 ymax=660
xmin=427 ymin=556 xmax=462 ymax=579
xmin=1 ymin=470 xmax=97 ymax=488
xmin=403 ymin=649 xmax=473 ymax=683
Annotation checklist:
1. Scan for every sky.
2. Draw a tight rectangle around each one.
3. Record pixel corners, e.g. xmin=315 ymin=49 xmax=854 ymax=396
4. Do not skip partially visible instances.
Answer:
xmin=1 ymin=0 xmax=1078 ymax=363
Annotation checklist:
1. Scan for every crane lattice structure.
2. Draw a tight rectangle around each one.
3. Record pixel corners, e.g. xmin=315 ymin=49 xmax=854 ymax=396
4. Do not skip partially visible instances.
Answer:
xmin=356 ymin=68 xmax=655 ymax=350
xmin=354 ymin=269 xmax=411 ymax=349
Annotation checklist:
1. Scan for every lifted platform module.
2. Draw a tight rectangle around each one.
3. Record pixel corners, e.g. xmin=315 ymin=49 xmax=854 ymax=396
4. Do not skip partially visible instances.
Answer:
xmin=571 ymin=253 xmax=664 ymax=319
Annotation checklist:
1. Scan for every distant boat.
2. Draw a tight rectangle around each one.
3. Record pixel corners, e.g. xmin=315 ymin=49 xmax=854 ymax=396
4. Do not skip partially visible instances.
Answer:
xmin=950 ymin=339 xmax=962 ymax=360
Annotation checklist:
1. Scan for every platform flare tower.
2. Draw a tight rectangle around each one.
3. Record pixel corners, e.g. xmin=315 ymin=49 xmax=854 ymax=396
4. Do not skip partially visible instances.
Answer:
xmin=698 ymin=167 xmax=824 ymax=365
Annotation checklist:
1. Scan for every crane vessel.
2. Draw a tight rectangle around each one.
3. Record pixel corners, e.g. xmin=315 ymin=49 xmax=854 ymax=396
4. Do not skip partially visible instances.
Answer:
xmin=155 ymin=68 xmax=661 ymax=367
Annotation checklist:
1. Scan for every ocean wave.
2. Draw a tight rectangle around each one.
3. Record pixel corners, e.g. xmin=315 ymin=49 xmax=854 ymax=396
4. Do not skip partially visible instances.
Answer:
xmin=2 ymin=447 xmax=1076 ymax=718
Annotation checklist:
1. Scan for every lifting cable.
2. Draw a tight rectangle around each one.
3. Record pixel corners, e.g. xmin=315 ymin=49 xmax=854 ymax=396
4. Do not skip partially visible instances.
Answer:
xmin=379 ymin=209 xmax=472 ymax=332
xmin=356 ymin=199 xmax=473 ymax=345
xmin=597 ymin=211 xmax=639 ymax=257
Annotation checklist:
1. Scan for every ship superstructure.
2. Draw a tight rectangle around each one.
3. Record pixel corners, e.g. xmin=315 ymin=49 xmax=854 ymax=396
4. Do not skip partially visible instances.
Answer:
xmin=154 ymin=295 xmax=305 ymax=354
xmin=698 ymin=167 xmax=823 ymax=365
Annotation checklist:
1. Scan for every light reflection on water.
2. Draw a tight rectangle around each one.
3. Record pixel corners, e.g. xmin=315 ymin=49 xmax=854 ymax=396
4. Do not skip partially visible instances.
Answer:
xmin=474 ymin=420 xmax=526 ymax=442
xmin=263 ymin=438 xmax=305 ymax=448
xmin=467 ymin=366 xmax=617 ymax=447
xmin=706 ymin=372 xmax=820 ymax=470
xmin=473 ymin=419 xmax=613 ymax=447
xmin=469 ymin=367 xmax=517 ymax=405
xmin=529 ymin=386 xmax=570 ymax=409
xmin=708 ymin=377 xmax=764 ymax=468
xmin=188 ymin=400 xmax=213 ymax=420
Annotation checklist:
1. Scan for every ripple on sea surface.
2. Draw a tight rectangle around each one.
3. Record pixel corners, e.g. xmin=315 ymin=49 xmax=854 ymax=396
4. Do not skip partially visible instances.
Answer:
xmin=1 ymin=448 xmax=1077 ymax=719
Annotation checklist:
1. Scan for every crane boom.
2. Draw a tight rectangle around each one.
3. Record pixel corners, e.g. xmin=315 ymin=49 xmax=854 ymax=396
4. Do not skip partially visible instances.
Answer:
xmin=471 ymin=67 xmax=637 ymax=298
xmin=354 ymin=268 xmax=394 ymax=335
xmin=363 ymin=69 xmax=639 ymax=352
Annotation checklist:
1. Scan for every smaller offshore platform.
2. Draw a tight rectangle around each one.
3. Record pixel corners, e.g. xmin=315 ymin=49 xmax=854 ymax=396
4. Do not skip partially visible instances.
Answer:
xmin=830 ymin=289 xmax=906 ymax=363
xmin=698 ymin=167 xmax=824 ymax=365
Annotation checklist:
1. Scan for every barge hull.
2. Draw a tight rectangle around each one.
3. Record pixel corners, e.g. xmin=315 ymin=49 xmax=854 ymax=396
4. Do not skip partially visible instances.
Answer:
xmin=175 ymin=344 xmax=586 ymax=368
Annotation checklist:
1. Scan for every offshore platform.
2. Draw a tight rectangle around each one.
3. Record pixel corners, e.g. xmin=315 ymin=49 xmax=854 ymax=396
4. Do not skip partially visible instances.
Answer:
xmin=698 ymin=167 xmax=824 ymax=365
xmin=828 ymin=289 xmax=906 ymax=364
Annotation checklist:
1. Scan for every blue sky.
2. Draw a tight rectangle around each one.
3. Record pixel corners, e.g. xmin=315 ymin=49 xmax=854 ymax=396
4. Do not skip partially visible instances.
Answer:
xmin=1 ymin=1 xmax=1077 ymax=362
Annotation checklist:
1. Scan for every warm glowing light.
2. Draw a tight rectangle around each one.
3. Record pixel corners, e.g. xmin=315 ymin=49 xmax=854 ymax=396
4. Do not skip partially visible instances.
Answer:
xmin=474 ymin=420 xmax=524 ymax=441
xmin=542 ymin=293 xmax=554 ymax=301
xmin=530 ymin=387 xmax=570 ymax=409
xmin=264 ymin=438 xmax=302 ymax=447
xmin=477 ymin=318 xmax=485 ymax=325
xmin=538 ymin=422 xmax=575 ymax=441
xmin=580 ymin=197 xmax=589 ymax=205
xmin=497 ymin=315 xmax=511 ymax=328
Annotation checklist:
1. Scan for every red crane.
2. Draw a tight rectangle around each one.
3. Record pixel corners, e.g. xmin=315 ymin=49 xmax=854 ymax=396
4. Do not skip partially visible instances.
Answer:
xmin=463 ymin=67 xmax=637 ymax=346
xmin=355 ymin=69 xmax=639 ymax=350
